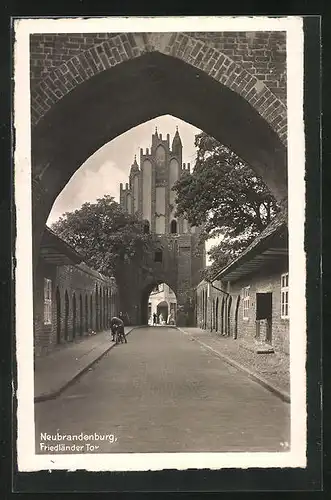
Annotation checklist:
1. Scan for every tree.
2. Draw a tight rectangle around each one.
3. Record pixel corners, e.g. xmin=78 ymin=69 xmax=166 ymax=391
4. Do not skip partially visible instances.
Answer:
xmin=51 ymin=195 xmax=158 ymax=281
xmin=173 ymin=132 xmax=280 ymax=275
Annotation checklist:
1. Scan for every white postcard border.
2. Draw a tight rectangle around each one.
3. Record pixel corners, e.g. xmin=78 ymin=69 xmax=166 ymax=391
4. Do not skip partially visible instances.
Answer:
xmin=14 ymin=15 xmax=306 ymax=472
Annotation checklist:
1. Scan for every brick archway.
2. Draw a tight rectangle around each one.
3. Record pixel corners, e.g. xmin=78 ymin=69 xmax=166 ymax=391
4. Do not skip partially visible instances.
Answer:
xmin=140 ymin=279 xmax=178 ymax=325
xmin=31 ymin=32 xmax=286 ymax=140
xmin=31 ymin=32 xmax=288 ymax=260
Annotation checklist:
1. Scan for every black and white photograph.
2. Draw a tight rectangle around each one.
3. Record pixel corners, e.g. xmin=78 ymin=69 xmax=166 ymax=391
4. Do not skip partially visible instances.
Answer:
xmin=14 ymin=16 xmax=307 ymax=472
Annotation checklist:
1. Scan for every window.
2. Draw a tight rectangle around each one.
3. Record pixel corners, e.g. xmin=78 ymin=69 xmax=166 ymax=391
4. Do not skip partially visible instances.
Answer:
xmin=281 ymin=273 xmax=289 ymax=318
xmin=44 ymin=278 xmax=52 ymax=325
xmin=143 ymin=220 xmax=150 ymax=234
xmin=154 ymin=250 xmax=163 ymax=263
xmin=170 ymin=219 xmax=177 ymax=234
xmin=243 ymin=286 xmax=250 ymax=320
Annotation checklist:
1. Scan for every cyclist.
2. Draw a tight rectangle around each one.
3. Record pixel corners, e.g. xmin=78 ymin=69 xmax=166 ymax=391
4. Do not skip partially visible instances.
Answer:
xmin=110 ymin=316 xmax=127 ymax=344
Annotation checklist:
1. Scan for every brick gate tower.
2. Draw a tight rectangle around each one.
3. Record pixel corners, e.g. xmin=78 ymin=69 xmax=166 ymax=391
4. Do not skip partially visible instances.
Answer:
xmin=119 ymin=127 xmax=205 ymax=326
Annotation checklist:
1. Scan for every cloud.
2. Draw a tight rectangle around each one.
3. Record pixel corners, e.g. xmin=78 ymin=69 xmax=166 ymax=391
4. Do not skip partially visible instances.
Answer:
xmin=47 ymin=160 xmax=127 ymax=225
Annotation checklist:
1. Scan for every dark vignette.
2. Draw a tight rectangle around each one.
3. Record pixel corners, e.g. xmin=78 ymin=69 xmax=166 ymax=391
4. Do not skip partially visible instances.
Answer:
xmin=2 ymin=7 xmax=322 ymax=496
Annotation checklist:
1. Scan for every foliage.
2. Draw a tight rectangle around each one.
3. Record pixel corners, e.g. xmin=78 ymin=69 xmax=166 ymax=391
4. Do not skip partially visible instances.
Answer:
xmin=51 ymin=195 xmax=158 ymax=280
xmin=173 ymin=132 xmax=280 ymax=274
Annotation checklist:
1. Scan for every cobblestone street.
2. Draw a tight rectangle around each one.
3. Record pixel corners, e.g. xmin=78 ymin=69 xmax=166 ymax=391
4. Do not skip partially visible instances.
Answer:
xmin=35 ymin=327 xmax=290 ymax=454
xmin=181 ymin=328 xmax=290 ymax=395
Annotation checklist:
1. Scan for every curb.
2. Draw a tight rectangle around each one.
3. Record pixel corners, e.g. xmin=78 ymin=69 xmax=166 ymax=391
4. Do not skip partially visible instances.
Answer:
xmin=34 ymin=326 xmax=139 ymax=403
xmin=177 ymin=328 xmax=290 ymax=404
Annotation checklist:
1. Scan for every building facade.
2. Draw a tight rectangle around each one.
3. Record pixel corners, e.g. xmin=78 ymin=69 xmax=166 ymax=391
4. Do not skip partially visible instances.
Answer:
xmin=148 ymin=283 xmax=177 ymax=324
xmin=119 ymin=128 xmax=205 ymax=326
xmin=34 ymin=228 xmax=119 ymax=357
xmin=196 ymin=212 xmax=289 ymax=354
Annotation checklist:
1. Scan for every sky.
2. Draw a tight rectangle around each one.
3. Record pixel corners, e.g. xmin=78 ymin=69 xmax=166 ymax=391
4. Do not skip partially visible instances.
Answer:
xmin=47 ymin=114 xmax=220 ymax=261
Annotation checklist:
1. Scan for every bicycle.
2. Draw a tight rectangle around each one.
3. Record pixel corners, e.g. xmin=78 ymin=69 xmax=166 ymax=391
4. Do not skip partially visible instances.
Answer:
xmin=115 ymin=326 xmax=127 ymax=344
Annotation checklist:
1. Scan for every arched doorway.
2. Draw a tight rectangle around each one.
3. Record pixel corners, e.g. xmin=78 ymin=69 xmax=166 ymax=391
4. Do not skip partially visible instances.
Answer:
xmin=72 ymin=293 xmax=77 ymax=340
xmin=201 ymin=292 xmax=204 ymax=328
xmin=95 ymin=285 xmax=99 ymax=331
xmin=105 ymin=289 xmax=109 ymax=328
xmin=85 ymin=294 xmax=88 ymax=333
xmin=234 ymin=295 xmax=240 ymax=339
xmin=204 ymin=289 xmax=208 ymax=330
xmin=103 ymin=289 xmax=106 ymax=330
xmin=90 ymin=294 xmax=93 ymax=331
xmin=56 ymin=287 xmax=61 ymax=344
xmin=211 ymin=299 xmax=216 ymax=331
xmin=156 ymin=301 xmax=168 ymax=324
xmin=227 ymin=296 xmax=232 ymax=337
xmin=99 ymin=287 xmax=103 ymax=330
xmin=79 ymin=294 xmax=83 ymax=336
xmin=215 ymin=297 xmax=219 ymax=332
xmin=221 ymin=297 xmax=225 ymax=335
xmin=64 ymin=290 xmax=69 ymax=341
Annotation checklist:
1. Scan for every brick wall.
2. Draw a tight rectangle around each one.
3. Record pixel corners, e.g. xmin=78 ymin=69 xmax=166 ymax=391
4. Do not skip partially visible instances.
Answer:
xmin=34 ymin=259 xmax=57 ymax=357
xmin=29 ymin=32 xmax=287 ymax=142
xmin=196 ymin=258 xmax=289 ymax=355
xmin=30 ymin=33 xmax=120 ymax=90
xmin=187 ymin=31 xmax=286 ymax=105
xmin=223 ymin=260 xmax=289 ymax=354
xmin=34 ymin=259 xmax=118 ymax=357
xmin=30 ymin=32 xmax=286 ymax=104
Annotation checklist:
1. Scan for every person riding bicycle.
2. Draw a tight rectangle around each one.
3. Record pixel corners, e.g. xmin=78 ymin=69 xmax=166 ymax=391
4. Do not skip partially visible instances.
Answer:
xmin=110 ymin=316 xmax=127 ymax=343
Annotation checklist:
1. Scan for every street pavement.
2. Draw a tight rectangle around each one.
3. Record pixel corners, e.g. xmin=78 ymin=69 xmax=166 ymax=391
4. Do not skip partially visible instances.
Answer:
xmin=35 ymin=326 xmax=290 ymax=454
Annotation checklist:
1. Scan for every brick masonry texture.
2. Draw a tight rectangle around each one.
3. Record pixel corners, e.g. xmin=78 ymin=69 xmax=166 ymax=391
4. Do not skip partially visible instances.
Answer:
xmin=186 ymin=32 xmax=286 ymax=105
xmin=196 ymin=259 xmax=289 ymax=355
xmin=29 ymin=32 xmax=287 ymax=143
xmin=34 ymin=259 xmax=119 ymax=357
xmin=116 ymin=233 xmax=204 ymax=328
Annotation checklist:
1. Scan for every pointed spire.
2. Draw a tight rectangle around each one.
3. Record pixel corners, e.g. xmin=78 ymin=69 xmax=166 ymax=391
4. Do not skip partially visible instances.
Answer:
xmin=130 ymin=154 xmax=139 ymax=175
xmin=172 ymin=125 xmax=182 ymax=153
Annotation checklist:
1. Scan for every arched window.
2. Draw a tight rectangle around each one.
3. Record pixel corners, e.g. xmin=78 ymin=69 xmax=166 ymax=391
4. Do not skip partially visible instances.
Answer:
xmin=170 ymin=219 xmax=177 ymax=234
xmin=143 ymin=220 xmax=150 ymax=234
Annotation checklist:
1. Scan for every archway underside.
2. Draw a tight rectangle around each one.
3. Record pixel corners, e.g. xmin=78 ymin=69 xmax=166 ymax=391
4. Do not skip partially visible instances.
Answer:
xmin=32 ymin=51 xmax=287 ymax=251
xmin=140 ymin=280 xmax=177 ymax=325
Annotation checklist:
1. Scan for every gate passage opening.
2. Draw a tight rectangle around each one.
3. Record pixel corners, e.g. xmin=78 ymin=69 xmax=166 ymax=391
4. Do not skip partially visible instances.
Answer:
xmin=145 ymin=283 xmax=177 ymax=326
